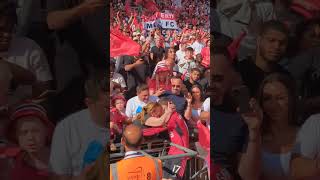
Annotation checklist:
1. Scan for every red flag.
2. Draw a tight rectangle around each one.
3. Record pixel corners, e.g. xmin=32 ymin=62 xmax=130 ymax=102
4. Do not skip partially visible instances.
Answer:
xmin=227 ymin=31 xmax=247 ymax=61
xmin=197 ymin=121 xmax=210 ymax=151
xmin=142 ymin=0 xmax=159 ymax=12
xmin=291 ymin=0 xmax=320 ymax=19
xmin=110 ymin=29 xmax=141 ymax=57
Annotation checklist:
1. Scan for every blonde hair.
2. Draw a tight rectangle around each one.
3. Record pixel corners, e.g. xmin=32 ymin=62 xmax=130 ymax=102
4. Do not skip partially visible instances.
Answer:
xmin=136 ymin=102 xmax=162 ymax=124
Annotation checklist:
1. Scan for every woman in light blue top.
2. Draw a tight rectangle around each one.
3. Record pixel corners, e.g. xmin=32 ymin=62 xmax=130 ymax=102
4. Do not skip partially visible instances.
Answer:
xmin=184 ymin=85 xmax=205 ymax=128
xmin=257 ymin=73 xmax=300 ymax=180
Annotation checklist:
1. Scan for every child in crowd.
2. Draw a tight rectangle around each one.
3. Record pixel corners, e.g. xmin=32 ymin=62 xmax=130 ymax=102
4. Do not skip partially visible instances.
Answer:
xmin=1 ymin=103 xmax=54 ymax=180
xmin=110 ymin=95 xmax=128 ymax=151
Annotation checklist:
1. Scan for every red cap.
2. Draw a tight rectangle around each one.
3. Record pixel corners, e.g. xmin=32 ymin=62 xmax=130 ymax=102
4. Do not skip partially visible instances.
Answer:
xmin=156 ymin=66 xmax=170 ymax=74
xmin=7 ymin=103 xmax=54 ymax=144
xmin=111 ymin=95 xmax=126 ymax=107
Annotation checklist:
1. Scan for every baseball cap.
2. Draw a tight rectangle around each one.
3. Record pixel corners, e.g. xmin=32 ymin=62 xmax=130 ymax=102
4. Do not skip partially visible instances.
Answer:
xmin=156 ymin=66 xmax=170 ymax=74
xmin=7 ymin=103 xmax=54 ymax=143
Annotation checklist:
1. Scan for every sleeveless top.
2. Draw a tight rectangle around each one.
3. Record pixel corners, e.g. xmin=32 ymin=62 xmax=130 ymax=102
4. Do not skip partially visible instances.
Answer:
xmin=192 ymin=108 xmax=201 ymax=119
xmin=262 ymin=150 xmax=292 ymax=178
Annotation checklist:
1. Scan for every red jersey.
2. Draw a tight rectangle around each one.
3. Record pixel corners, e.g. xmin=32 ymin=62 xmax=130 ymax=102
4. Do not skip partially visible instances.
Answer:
xmin=166 ymin=112 xmax=189 ymax=155
xmin=9 ymin=152 xmax=50 ymax=180
xmin=110 ymin=108 xmax=127 ymax=138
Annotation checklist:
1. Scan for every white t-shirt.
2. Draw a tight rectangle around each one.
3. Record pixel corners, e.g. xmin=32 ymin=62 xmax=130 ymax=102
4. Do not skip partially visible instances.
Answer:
xmin=112 ymin=72 xmax=127 ymax=88
xmin=191 ymin=41 xmax=204 ymax=55
xmin=293 ymin=114 xmax=320 ymax=159
xmin=176 ymin=49 xmax=186 ymax=64
xmin=202 ymin=97 xmax=210 ymax=112
xmin=202 ymin=97 xmax=210 ymax=130
xmin=125 ymin=96 xmax=159 ymax=118
xmin=4 ymin=36 xmax=53 ymax=104
xmin=6 ymin=36 xmax=52 ymax=82
xmin=49 ymin=109 xmax=108 ymax=176
xmin=177 ymin=58 xmax=197 ymax=78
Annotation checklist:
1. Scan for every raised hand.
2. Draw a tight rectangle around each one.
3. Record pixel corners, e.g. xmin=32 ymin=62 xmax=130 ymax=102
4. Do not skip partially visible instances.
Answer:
xmin=185 ymin=92 xmax=193 ymax=104
xmin=134 ymin=58 xmax=144 ymax=66
xmin=155 ymin=88 xmax=166 ymax=97
xmin=77 ymin=0 xmax=105 ymax=16
xmin=239 ymin=98 xmax=263 ymax=131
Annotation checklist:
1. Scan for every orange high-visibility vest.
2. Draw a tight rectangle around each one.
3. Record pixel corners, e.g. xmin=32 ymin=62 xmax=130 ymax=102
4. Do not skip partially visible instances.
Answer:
xmin=110 ymin=156 xmax=162 ymax=180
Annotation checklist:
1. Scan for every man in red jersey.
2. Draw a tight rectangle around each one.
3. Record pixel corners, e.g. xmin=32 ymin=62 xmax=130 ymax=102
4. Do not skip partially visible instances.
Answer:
xmin=141 ymin=97 xmax=190 ymax=179
xmin=158 ymin=97 xmax=189 ymax=180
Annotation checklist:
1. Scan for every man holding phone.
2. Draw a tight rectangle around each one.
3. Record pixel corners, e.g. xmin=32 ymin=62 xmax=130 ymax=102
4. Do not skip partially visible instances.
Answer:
xmin=121 ymin=55 xmax=150 ymax=99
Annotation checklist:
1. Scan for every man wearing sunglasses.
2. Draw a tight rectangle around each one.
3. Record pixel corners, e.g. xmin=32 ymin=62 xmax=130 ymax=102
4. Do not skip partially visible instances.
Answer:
xmin=160 ymin=76 xmax=187 ymax=116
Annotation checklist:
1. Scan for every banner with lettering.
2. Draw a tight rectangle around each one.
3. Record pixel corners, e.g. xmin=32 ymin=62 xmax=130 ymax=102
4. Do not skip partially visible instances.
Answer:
xmin=143 ymin=12 xmax=178 ymax=30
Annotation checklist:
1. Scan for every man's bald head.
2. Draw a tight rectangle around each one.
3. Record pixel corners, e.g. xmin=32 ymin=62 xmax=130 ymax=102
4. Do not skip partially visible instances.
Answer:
xmin=122 ymin=124 xmax=143 ymax=150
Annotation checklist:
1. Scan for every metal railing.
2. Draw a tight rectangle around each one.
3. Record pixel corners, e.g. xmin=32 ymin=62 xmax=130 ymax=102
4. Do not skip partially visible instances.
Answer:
xmin=110 ymin=138 xmax=209 ymax=180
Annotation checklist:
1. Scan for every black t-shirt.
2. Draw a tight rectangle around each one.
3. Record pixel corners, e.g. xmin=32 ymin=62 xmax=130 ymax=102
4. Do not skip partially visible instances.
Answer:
xmin=121 ymin=56 xmax=150 ymax=97
xmin=151 ymin=46 xmax=165 ymax=63
xmin=237 ymin=58 xmax=290 ymax=96
xmin=287 ymin=47 xmax=320 ymax=98
xmin=183 ymin=80 xmax=201 ymax=92
xmin=160 ymin=91 xmax=187 ymax=116
xmin=212 ymin=105 xmax=249 ymax=180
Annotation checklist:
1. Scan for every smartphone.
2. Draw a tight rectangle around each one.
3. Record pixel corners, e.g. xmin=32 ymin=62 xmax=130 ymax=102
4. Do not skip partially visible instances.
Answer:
xmin=231 ymin=85 xmax=251 ymax=113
